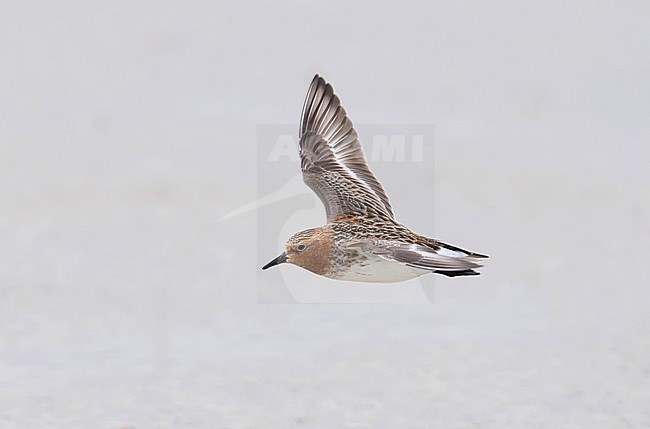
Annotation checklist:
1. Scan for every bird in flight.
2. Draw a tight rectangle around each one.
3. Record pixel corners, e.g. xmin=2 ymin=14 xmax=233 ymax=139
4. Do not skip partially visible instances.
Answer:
xmin=262 ymin=75 xmax=487 ymax=283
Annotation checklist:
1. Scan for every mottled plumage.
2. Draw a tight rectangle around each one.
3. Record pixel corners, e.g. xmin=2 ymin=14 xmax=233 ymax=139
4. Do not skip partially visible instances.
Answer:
xmin=262 ymin=75 xmax=487 ymax=283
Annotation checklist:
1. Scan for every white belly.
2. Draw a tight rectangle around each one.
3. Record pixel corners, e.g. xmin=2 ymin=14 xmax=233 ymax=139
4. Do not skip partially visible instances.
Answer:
xmin=329 ymin=254 xmax=430 ymax=283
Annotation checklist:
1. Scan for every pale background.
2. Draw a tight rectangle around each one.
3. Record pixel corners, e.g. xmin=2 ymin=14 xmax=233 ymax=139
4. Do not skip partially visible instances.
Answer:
xmin=1 ymin=1 xmax=649 ymax=428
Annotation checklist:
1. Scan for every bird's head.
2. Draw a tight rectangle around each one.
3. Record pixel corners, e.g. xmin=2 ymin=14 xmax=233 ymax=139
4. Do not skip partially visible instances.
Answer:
xmin=262 ymin=227 xmax=333 ymax=276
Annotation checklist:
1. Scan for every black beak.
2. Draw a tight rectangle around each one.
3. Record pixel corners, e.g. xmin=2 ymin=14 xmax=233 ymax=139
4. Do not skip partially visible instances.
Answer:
xmin=262 ymin=252 xmax=288 ymax=270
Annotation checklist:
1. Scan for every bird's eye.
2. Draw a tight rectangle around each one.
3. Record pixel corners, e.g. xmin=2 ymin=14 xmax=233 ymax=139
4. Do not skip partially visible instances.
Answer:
xmin=296 ymin=244 xmax=307 ymax=252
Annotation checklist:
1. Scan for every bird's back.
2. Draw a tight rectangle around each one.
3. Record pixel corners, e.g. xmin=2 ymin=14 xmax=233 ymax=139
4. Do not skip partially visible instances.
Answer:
xmin=326 ymin=213 xmax=487 ymax=281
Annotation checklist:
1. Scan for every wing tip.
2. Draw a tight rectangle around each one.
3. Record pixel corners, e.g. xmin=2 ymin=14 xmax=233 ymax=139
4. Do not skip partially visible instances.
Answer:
xmin=309 ymin=74 xmax=325 ymax=90
xmin=301 ymin=74 xmax=333 ymax=137
xmin=436 ymin=240 xmax=489 ymax=260
xmin=468 ymin=252 xmax=489 ymax=260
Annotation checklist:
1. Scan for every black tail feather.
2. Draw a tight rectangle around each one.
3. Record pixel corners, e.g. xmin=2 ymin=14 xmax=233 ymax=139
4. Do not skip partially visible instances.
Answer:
xmin=436 ymin=269 xmax=480 ymax=277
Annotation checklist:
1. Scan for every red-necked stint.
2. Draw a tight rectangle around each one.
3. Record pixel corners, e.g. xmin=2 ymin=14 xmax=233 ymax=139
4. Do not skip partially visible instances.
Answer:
xmin=262 ymin=75 xmax=488 ymax=282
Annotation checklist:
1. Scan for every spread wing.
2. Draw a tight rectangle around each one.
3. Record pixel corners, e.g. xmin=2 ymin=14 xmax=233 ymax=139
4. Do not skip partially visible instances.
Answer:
xmin=299 ymin=75 xmax=395 ymax=221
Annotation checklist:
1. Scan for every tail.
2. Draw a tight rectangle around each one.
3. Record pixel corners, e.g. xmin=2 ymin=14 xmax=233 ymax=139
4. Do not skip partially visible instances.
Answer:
xmin=432 ymin=240 xmax=488 ymax=277
xmin=435 ymin=269 xmax=481 ymax=277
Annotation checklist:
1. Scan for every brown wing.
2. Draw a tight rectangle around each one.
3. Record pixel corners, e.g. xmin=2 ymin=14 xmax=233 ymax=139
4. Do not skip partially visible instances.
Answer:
xmin=299 ymin=75 xmax=395 ymax=221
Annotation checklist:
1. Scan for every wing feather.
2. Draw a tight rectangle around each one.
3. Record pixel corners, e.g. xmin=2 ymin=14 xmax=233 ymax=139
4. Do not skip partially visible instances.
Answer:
xmin=299 ymin=75 xmax=395 ymax=221
xmin=360 ymin=241 xmax=485 ymax=272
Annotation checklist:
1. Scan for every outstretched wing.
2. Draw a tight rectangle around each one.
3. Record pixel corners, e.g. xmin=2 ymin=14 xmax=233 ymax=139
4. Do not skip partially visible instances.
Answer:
xmin=299 ymin=75 xmax=395 ymax=221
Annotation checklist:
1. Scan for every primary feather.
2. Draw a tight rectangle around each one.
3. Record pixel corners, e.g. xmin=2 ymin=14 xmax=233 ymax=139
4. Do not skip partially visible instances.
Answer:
xmin=299 ymin=75 xmax=395 ymax=221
